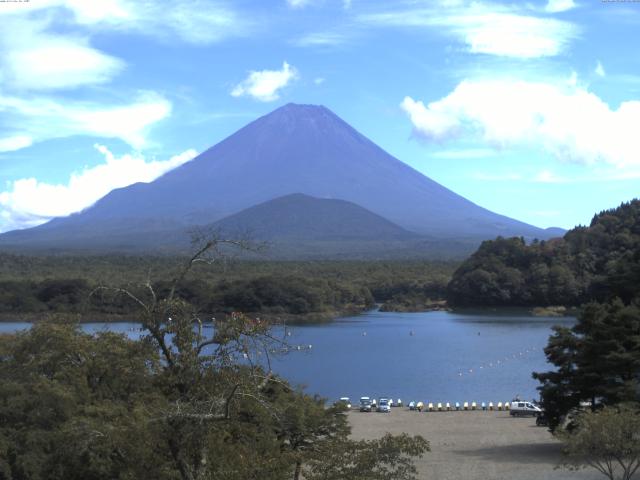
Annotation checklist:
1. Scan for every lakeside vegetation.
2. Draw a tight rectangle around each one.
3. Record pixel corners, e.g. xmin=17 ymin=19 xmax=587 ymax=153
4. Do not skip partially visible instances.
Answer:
xmin=447 ymin=200 xmax=640 ymax=308
xmin=0 ymin=257 xmax=455 ymax=322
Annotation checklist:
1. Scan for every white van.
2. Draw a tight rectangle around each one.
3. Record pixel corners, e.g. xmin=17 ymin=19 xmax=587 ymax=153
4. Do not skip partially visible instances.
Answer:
xmin=510 ymin=401 xmax=542 ymax=417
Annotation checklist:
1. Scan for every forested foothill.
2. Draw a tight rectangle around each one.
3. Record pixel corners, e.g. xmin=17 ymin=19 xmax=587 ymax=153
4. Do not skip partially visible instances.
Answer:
xmin=447 ymin=200 xmax=640 ymax=308
xmin=0 ymin=256 xmax=455 ymax=322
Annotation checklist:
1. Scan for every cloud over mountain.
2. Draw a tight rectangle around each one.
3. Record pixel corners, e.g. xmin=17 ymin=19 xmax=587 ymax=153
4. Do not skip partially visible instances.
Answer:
xmin=401 ymin=78 xmax=640 ymax=169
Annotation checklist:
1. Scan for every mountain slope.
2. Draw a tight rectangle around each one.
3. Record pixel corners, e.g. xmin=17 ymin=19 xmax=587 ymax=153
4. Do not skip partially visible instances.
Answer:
xmin=0 ymin=103 xmax=561 ymax=255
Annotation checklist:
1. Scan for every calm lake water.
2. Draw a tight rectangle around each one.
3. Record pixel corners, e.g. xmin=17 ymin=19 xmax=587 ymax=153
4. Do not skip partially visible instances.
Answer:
xmin=0 ymin=309 xmax=573 ymax=404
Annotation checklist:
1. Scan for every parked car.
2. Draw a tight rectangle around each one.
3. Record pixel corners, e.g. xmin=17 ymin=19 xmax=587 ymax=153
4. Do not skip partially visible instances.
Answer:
xmin=338 ymin=397 xmax=352 ymax=409
xmin=359 ymin=397 xmax=372 ymax=412
xmin=377 ymin=398 xmax=391 ymax=413
xmin=510 ymin=401 xmax=543 ymax=417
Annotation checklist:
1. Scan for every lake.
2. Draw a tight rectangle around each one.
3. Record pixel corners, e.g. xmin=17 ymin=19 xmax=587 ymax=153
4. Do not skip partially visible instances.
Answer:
xmin=0 ymin=309 xmax=573 ymax=405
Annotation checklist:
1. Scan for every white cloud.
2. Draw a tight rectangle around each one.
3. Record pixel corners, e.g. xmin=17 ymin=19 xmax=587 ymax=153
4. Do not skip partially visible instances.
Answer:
xmin=0 ymin=145 xmax=197 ymax=232
xmin=401 ymin=78 xmax=640 ymax=169
xmin=0 ymin=17 xmax=124 ymax=91
xmin=125 ymin=1 xmax=248 ymax=45
xmin=545 ymin=0 xmax=576 ymax=13
xmin=231 ymin=62 xmax=298 ymax=102
xmin=0 ymin=135 xmax=33 ymax=153
xmin=0 ymin=91 xmax=172 ymax=151
xmin=358 ymin=3 xmax=578 ymax=58
xmin=314 ymin=77 xmax=326 ymax=85
xmin=401 ymin=96 xmax=461 ymax=142
xmin=0 ymin=0 xmax=247 ymax=45
xmin=461 ymin=13 xmax=575 ymax=58
xmin=595 ymin=61 xmax=606 ymax=77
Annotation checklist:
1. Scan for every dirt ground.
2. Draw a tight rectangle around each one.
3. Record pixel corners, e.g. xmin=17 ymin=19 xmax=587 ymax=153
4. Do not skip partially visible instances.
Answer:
xmin=347 ymin=409 xmax=601 ymax=480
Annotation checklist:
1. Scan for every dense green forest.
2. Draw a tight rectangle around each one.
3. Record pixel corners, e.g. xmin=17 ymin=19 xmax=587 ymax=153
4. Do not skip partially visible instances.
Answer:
xmin=447 ymin=200 xmax=640 ymax=307
xmin=0 ymin=256 xmax=455 ymax=321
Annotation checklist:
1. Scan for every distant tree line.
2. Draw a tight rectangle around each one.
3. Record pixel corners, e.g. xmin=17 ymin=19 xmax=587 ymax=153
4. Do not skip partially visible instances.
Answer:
xmin=447 ymin=200 xmax=640 ymax=307
xmin=0 ymin=259 xmax=455 ymax=320
xmin=0 ymin=276 xmax=373 ymax=321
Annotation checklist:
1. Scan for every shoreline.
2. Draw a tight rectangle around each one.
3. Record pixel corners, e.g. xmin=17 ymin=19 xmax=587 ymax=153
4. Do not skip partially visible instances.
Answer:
xmin=0 ymin=305 xmax=578 ymax=324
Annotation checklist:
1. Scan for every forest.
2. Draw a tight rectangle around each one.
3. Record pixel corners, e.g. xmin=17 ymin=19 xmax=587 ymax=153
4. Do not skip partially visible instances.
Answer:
xmin=0 ymin=256 xmax=455 ymax=322
xmin=447 ymin=200 xmax=640 ymax=308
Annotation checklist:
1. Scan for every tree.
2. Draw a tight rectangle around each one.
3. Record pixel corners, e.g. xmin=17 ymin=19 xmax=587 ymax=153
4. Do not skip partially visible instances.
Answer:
xmin=533 ymin=299 xmax=640 ymax=430
xmin=558 ymin=404 xmax=640 ymax=480
xmin=305 ymin=433 xmax=430 ymax=480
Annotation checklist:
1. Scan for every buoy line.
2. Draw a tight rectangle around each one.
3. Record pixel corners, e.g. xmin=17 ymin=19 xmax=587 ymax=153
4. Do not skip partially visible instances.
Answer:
xmin=455 ymin=345 xmax=540 ymax=379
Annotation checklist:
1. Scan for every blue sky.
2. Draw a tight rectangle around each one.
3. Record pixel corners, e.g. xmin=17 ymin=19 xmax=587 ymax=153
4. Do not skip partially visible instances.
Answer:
xmin=0 ymin=0 xmax=639 ymax=233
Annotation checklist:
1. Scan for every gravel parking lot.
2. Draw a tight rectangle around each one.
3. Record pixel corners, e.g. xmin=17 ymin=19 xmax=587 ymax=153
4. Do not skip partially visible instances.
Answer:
xmin=347 ymin=409 xmax=601 ymax=480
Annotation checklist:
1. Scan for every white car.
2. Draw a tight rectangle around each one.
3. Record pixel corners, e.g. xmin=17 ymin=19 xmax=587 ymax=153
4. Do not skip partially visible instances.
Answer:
xmin=510 ymin=401 xmax=542 ymax=417
xmin=377 ymin=398 xmax=391 ymax=413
